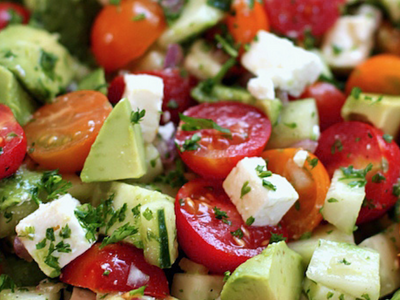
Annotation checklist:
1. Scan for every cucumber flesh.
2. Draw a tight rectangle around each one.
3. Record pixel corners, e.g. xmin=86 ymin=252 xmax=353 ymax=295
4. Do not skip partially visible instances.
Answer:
xmin=303 ymin=278 xmax=356 ymax=300
xmin=171 ymin=273 xmax=224 ymax=300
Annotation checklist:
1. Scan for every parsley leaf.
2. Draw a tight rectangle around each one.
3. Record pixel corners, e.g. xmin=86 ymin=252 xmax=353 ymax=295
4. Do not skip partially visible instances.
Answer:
xmin=230 ymin=228 xmax=244 ymax=239
xmin=339 ymin=164 xmax=373 ymax=188
xmin=101 ymin=223 xmax=138 ymax=248
xmin=131 ymin=109 xmax=146 ymax=124
xmin=383 ymin=134 xmax=393 ymax=143
xmin=240 ymin=181 xmax=251 ymax=198
xmin=129 ymin=285 xmax=146 ymax=296
xmin=351 ymin=87 xmax=362 ymax=99
xmin=31 ymin=170 xmax=72 ymax=205
xmin=245 ymin=216 xmax=255 ymax=226
xmin=269 ymin=233 xmax=287 ymax=243
xmin=0 ymin=274 xmax=15 ymax=293
xmin=180 ymin=134 xmax=201 ymax=152
xmin=179 ymin=114 xmax=231 ymax=136
xmin=39 ymin=49 xmax=58 ymax=80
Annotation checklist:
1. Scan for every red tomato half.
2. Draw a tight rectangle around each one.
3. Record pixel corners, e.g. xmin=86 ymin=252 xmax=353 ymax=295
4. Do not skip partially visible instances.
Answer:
xmin=60 ymin=243 xmax=169 ymax=297
xmin=264 ymin=0 xmax=344 ymax=38
xmin=175 ymin=102 xmax=271 ymax=179
xmin=0 ymin=105 xmax=27 ymax=180
xmin=300 ymin=82 xmax=346 ymax=132
xmin=315 ymin=121 xmax=400 ymax=224
xmin=175 ymin=179 xmax=288 ymax=273
xmin=0 ymin=2 xmax=30 ymax=30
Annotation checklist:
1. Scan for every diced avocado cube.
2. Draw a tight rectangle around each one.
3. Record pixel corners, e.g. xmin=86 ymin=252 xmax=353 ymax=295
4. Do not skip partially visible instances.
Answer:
xmin=0 ymin=25 xmax=77 ymax=102
xmin=321 ymin=169 xmax=366 ymax=235
xmin=220 ymin=241 xmax=304 ymax=300
xmin=158 ymin=0 xmax=224 ymax=48
xmin=359 ymin=223 xmax=400 ymax=297
xmin=341 ymin=93 xmax=400 ymax=138
xmin=0 ymin=65 xmax=38 ymax=125
xmin=171 ymin=273 xmax=224 ymax=300
xmin=266 ymin=98 xmax=320 ymax=149
xmin=288 ymin=224 xmax=355 ymax=267
xmin=306 ymin=240 xmax=380 ymax=300
xmin=77 ymin=68 xmax=107 ymax=94
xmin=81 ymin=98 xmax=147 ymax=183
xmin=303 ymin=278 xmax=356 ymax=300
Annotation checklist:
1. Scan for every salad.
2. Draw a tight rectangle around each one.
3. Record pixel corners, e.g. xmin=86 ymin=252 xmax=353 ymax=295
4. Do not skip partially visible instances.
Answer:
xmin=1 ymin=0 xmax=400 ymax=299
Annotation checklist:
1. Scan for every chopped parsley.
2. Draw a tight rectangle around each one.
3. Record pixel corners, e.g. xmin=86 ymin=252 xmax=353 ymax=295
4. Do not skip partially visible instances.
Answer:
xmin=180 ymin=134 xmax=201 ymax=152
xmin=31 ymin=170 xmax=72 ymax=205
xmin=167 ymin=99 xmax=179 ymax=109
xmin=179 ymin=114 xmax=231 ymax=136
xmin=255 ymin=165 xmax=272 ymax=178
xmin=383 ymin=134 xmax=393 ymax=143
xmin=284 ymin=122 xmax=297 ymax=129
xmin=231 ymin=228 xmax=244 ymax=239
xmin=207 ymin=0 xmax=232 ymax=11
xmin=215 ymin=34 xmax=238 ymax=58
xmin=101 ymin=223 xmax=138 ymax=248
xmin=129 ymin=286 xmax=146 ymax=296
xmin=351 ymin=87 xmax=362 ymax=99
xmin=7 ymin=8 xmax=23 ymax=25
xmin=338 ymin=258 xmax=351 ymax=265
xmin=339 ymin=164 xmax=373 ymax=188
xmin=18 ymin=226 xmax=35 ymax=241
xmin=132 ymin=13 xmax=146 ymax=21
xmin=327 ymin=198 xmax=339 ymax=203
xmin=240 ymin=181 xmax=251 ymax=199
xmin=262 ymin=179 xmax=276 ymax=191
xmin=371 ymin=173 xmax=386 ymax=183
xmin=213 ymin=207 xmax=231 ymax=225
xmin=245 ymin=216 xmax=255 ymax=226
xmin=131 ymin=109 xmax=146 ymax=124
xmin=0 ymin=274 xmax=15 ymax=293
xmin=331 ymin=139 xmax=343 ymax=154
xmin=143 ymin=208 xmax=153 ymax=221
xmin=308 ymin=157 xmax=319 ymax=169
xmin=269 ymin=233 xmax=287 ymax=244
xmin=332 ymin=44 xmax=343 ymax=55
xmin=39 ymin=50 xmax=58 ymax=80
xmin=223 ymin=271 xmax=231 ymax=282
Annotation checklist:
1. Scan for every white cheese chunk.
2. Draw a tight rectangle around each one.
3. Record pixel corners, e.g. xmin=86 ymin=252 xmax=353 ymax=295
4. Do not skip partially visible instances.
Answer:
xmin=321 ymin=5 xmax=381 ymax=69
xmin=16 ymin=194 xmax=95 ymax=277
xmin=293 ymin=150 xmax=309 ymax=168
xmin=247 ymin=75 xmax=275 ymax=100
xmin=122 ymin=74 xmax=164 ymax=143
xmin=223 ymin=157 xmax=299 ymax=226
xmin=321 ymin=169 xmax=366 ymax=235
xmin=242 ymin=30 xmax=323 ymax=97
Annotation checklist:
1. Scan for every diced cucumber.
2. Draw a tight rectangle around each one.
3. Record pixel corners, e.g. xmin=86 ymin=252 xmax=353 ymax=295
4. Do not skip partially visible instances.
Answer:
xmin=0 ymin=282 xmax=64 ymax=300
xmin=266 ymin=99 xmax=320 ymax=149
xmin=184 ymin=40 xmax=224 ymax=80
xmin=288 ymin=224 xmax=355 ymax=267
xmin=140 ymin=200 xmax=178 ymax=268
xmin=306 ymin=240 xmax=380 ymax=300
xmin=158 ymin=0 xmax=224 ymax=48
xmin=359 ymin=223 xmax=400 ymax=297
xmin=321 ymin=169 xmax=366 ymax=235
xmin=341 ymin=93 xmax=400 ymax=138
xmin=303 ymin=278 xmax=356 ymax=300
xmin=179 ymin=258 xmax=209 ymax=275
xmin=171 ymin=273 xmax=224 ymax=300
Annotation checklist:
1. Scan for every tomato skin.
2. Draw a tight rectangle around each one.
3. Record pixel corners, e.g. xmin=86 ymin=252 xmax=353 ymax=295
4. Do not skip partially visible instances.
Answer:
xmin=0 ymin=105 xmax=27 ymax=180
xmin=262 ymin=149 xmax=330 ymax=239
xmin=175 ymin=102 xmax=272 ymax=179
xmin=345 ymin=54 xmax=400 ymax=96
xmin=60 ymin=243 xmax=169 ymax=296
xmin=107 ymin=75 xmax=126 ymax=105
xmin=300 ymin=82 xmax=346 ymax=132
xmin=227 ymin=0 xmax=270 ymax=47
xmin=175 ymin=179 xmax=288 ymax=273
xmin=315 ymin=121 xmax=400 ymax=224
xmin=24 ymin=91 xmax=112 ymax=173
xmin=91 ymin=0 xmax=166 ymax=72
xmin=264 ymin=0 xmax=343 ymax=38
xmin=0 ymin=2 xmax=30 ymax=30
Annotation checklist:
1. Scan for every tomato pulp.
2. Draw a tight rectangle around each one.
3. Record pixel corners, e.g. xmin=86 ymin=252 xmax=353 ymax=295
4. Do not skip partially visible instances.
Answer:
xmin=175 ymin=179 xmax=288 ymax=273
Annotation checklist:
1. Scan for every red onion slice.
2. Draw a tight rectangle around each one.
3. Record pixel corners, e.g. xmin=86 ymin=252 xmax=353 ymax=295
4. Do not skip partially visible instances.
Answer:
xmin=13 ymin=236 xmax=32 ymax=262
xmin=164 ymin=43 xmax=184 ymax=69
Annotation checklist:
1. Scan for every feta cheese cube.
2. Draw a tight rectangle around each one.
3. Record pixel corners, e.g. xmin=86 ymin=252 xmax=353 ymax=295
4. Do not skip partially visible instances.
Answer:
xmin=321 ymin=5 xmax=381 ymax=69
xmin=321 ymin=169 xmax=366 ymax=234
xmin=247 ymin=75 xmax=275 ymax=100
xmin=293 ymin=150 xmax=309 ymax=168
xmin=223 ymin=157 xmax=299 ymax=226
xmin=122 ymin=74 xmax=164 ymax=143
xmin=16 ymin=194 xmax=95 ymax=277
xmin=241 ymin=31 xmax=323 ymax=97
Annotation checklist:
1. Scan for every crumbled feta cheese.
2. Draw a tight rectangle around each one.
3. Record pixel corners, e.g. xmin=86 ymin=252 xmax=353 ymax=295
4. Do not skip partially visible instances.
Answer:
xmin=158 ymin=122 xmax=176 ymax=141
xmin=321 ymin=5 xmax=381 ymax=69
xmin=122 ymin=74 xmax=164 ymax=143
xmin=16 ymin=194 xmax=95 ymax=277
xmin=247 ymin=75 xmax=275 ymax=100
xmin=293 ymin=150 xmax=309 ymax=168
xmin=242 ymin=31 xmax=323 ymax=97
xmin=223 ymin=157 xmax=299 ymax=226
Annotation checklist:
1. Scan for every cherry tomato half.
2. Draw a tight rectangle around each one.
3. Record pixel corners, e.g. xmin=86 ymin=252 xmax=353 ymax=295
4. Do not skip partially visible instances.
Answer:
xmin=315 ymin=121 xmax=400 ymax=224
xmin=24 ymin=91 xmax=112 ymax=173
xmin=226 ymin=0 xmax=270 ymax=47
xmin=262 ymin=148 xmax=330 ymax=239
xmin=175 ymin=102 xmax=272 ymax=179
xmin=300 ymin=82 xmax=346 ymax=132
xmin=91 ymin=0 xmax=166 ymax=72
xmin=0 ymin=2 xmax=30 ymax=30
xmin=60 ymin=243 xmax=169 ymax=297
xmin=0 ymin=105 xmax=27 ymax=180
xmin=175 ymin=179 xmax=288 ymax=273
xmin=264 ymin=0 xmax=344 ymax=39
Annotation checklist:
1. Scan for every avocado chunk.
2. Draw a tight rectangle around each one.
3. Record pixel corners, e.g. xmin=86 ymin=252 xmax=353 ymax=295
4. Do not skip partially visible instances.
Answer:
xmin=220 ymin=241 xmax=304 ymax=300
xmin=81 ymin=98 xmax=147 ymax=182
xmin=393 ymin=290 xmax=400 ymax=300
xmin=24 ymin=0 xmax=101 ymax=63
xmin=0 ymin=65 xmax=38 ymax=125
xmin=77 ymin=68 xmax=107 ymax=94
xmin=341 ymin=93 xmax=400 ymax=138
xmin=0 ymin=25 xmax=77 ymax=102
xmin=0 ymin=166 xmax=43 ymax=238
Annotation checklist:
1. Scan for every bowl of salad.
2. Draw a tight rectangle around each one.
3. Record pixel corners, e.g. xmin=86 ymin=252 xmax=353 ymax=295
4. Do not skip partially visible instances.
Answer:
xmin=1 ymin=0 xmax=400 ymax=299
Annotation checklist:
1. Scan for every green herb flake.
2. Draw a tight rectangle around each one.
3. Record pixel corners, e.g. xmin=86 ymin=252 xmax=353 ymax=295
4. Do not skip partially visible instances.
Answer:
xmin=269 ymin=233 xmax=287 ymax=243
xmin=132 ymin=13 xmax=146 ymax=21
xmin=383 ymin=134 xmax=393 ymax=143
xmin=179 ymin=114 xmax=231 ymax=136
xmin=46 ymin=228 xmax=55 ymax=242
xmin=223 ymin=271 xmax=231 ymax=282
xmin=361 ymin=294 xmax=371 ymax=300
xmin=327 ymin=291 xmax=334 ymax=299
xmin=19 ymin=226 xmax=35 ymax=240
xmin=300 ymin=232 xmax=312 ymax=240
xmin=143 ymin=208 xmax=153 ymax=221
xmin=231 ymin=228 xmax=244 ymax=239
xmin=331 ymin=139 xmax=343 ymax=154
xmin=131 ymin=109 xmax=146 ymax=124
xmin=39 ymin=50 xmax=58 ymax=80
xmin=371 ymin=173 xmax=386 ymax=183
xmin=180 ymin=133 xmax=201 ymax=152
xmin=327 ymin=198 xmax=339 ymax=203
xmin=129 ymin=285 xmax=146 ymax=296
xmin=0 ymin=274 xmax=15 ymax=293
xmin=36 ymin=238 xmax=47 ymax=250
xmin=351 ymin=87 xmax=362 ymax=99
xmin=245 ymin=216 xmax=255 ymax=226
xmin=283 ymin=122 xmax=297 ymax=129
xmin=332 ymin=44 xmax=343 ymax=55
xmin=338 ymin=258 xmax=351 ymax=265
xmin=206 ymin=0 xmax=232 ymax=11
xmin=339 ymin=164 xmax=373 ymax=188
xmin=101 ymin=223 xmax=138 ymax=248
xmin=308 ymin=158 xmax=319 ymax=169
xmin=262 ymin=179 xmax=277 ymax=191
xmin=103 ymin=270 xmax=111 ymax=276
xmin=167 ymin=99 xmax=179 ymax=109
xmin=255 ymin=165 xmax=272 ymax=178
xmin=294 ymin=201 xmax=301 ymax=211
xmin=240 ymin=181 xmax=251 ymax=199
xmin=59 ymin=224 xmax=71 ymax=239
